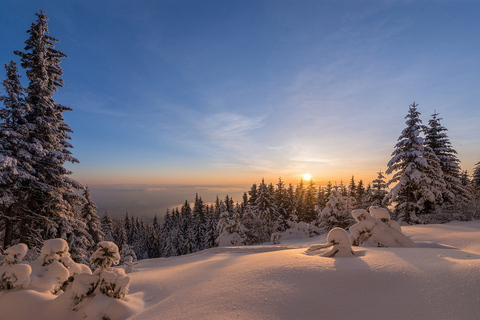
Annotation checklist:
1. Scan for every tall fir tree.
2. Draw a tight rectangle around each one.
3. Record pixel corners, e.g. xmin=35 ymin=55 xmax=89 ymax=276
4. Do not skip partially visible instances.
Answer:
xmin=370 ymin=170 xmax=388 ymax=207
xmin=9 ymin=11 xmax=83 ymax=247
xmin=384 ymin=102 xmax=444 ymax=223
xmin=0 ymin=60 xmax=35 ymax=248
xmin=101 ymin=210 xmax=115 ymax=242
xmin=425 ymin=111 xmax=470 ymax=210
xmin=80 ymin=187 xmax=104 ymax=250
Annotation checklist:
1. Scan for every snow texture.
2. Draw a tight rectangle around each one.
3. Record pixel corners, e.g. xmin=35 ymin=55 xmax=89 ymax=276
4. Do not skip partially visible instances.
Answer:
xmin=2 ymin=221 xmax=480 ymax=319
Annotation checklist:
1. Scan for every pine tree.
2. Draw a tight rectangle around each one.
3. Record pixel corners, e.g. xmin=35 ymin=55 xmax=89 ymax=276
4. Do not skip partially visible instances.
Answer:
xmin=356 ymin=179 xmax=366 ymax=207
xmin=274 ymin=178 xmax=289 ymax=231
xmin=101 ymin=210 xmax=115 ymax=242
xmin=473 ymin=162 xmax=480 ymax=212
xmin=253 ymin=179 xmax=275 ymax=240
xmin=318 ymin=189 xmax=355 ymax=230
xmin=11 ymin=11 xmax=83 ymax=247
xmin=370 ymin=170 xmax=388 ymax=207
xmin=303 ymin=179 xmax=317 ymax=223
xmin=80 ymin=187 xmax=104 ymax=250
xmin=0 ymin=60 xmax=35 ymax=247
xmin=384 ymin=102 xmax=444 ymax=223
xmin=425 ymin=111 xmax=469 ymax=210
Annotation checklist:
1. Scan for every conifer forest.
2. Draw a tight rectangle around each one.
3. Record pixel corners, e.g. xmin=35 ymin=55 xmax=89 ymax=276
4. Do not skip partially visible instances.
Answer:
xmin=1 ymin=11 xmax=480 ymax=266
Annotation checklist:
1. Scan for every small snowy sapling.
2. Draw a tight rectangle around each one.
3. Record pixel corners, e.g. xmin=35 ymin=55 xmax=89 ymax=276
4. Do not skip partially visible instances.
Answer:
xmin=349 ymin=209 xmax=417 ymax=248
xmin=0 ymin=243 xmax=32 ymax=290
xmin=307 ymin=228 xmax=355 ymax=257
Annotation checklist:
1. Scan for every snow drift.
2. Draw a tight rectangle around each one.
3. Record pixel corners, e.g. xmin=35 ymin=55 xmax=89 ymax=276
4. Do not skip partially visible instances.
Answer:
xmin=1 ymin=220 xmax=480 ymax=320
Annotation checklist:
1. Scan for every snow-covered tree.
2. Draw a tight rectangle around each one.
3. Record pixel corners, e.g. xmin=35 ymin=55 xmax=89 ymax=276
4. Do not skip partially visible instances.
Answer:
xmin=119 ymin=244 xmax=137 ymax=264
xmin=80 ymin=187 xmax=104 ymax=250
xmin=101 ymin=210 xmax=115 ymax=243
xmin=384 ymin=102 xmax=445 ymax=223
xmin=318 ymin=189 xmax=355 ymax=230
xmin=425 ymin=112 xmax=470 ymax=210
xmin=303 ymin=179 xmax=317 ymax=223
xmin=0 ymin=60 xmax=35 ymax=248
xmin=0 ymin=243 xmax=32 ymax=290
xmin=2 ymin=11 xmax=84 ymax=248
xmin=370 ymin=170 xmax=388 ymax=207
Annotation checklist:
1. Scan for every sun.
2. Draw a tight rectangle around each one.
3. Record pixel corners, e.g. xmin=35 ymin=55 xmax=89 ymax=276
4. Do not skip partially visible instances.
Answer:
xmin=303 ymin=173 xmax=312 ymax=181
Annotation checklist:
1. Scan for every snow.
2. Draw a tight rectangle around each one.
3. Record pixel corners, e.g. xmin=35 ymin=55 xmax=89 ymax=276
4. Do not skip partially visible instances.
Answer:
xmin=2 ymin=220 xmax=480 ymax=319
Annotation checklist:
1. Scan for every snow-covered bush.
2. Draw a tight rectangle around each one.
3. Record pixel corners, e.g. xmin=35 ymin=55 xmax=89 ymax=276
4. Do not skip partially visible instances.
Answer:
xmin=2 ymin=243 xmax=28 ymax=265
xmin=90 ymin=241 xmax=121 ymax=269
xmin=272 ymin=221 xmax=322 ymax=243
xmin=39 ymin=238 xmax=70 ymax=266
xmin=70 ymin=241 xmax=130 ymax=306
xmin=30 ymin=239 xmax=71 ymax=294
xmin=96 ymin=267 xmax=130 ymax=298
xmin=349 ymin=210 xmax=416 ymax=248
xmin=307 ymin=228 xmax=355 ymax=257
xmin=369 ymin=206 xmax=402 ymax=232
xmin=120 ymin=243 xmax=137 ymax=264
xmin=318 ymin=189 xmax=355 ymax=230
xmin=59 ymin=256 xmax=92 ymax=292
xmin=0 ymin=243 xmax=32 ymax=290
xmin=124 ymin=256 xmax=138 ymax=274
xmin=216 ymin=232 xmax=245 ymax=247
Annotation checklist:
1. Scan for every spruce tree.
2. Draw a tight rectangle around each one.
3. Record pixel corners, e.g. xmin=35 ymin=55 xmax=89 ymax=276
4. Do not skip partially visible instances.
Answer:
xmin=425 ymin=112 xmax=469 ymax=209
xmin=12 ymin=11 xmax=83 ymax=246
xmin=370 ymin=170 xmax=388 ymax=207
xmin=101 ymin=210 xmax=115 ymax=242
xmin=0 ymin=61 xmax=35 ymax=247
xmin=80 ymin=187 xmax=104 ymax=250
xmin=384 ymin=102 xmax=444 ymax=223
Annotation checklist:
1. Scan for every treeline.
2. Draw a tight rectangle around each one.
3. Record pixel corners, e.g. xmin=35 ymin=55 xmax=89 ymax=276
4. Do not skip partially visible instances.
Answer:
xmin=100 ymin=175 xmax=389 ymax=260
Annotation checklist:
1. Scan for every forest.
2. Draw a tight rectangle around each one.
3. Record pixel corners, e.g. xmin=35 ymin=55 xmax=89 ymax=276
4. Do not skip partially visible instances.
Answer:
xmin=1 ymin=11 xmax=480 ymax=266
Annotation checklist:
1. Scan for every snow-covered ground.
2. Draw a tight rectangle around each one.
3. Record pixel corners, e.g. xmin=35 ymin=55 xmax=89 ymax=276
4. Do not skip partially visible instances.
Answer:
xmin=2 ymin=220 xmax=480 ymax=320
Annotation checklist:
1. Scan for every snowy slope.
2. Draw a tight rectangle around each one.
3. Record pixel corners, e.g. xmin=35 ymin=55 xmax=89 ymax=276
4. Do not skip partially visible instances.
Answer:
xmin=2 ymin=221 xmax=480 ymax=320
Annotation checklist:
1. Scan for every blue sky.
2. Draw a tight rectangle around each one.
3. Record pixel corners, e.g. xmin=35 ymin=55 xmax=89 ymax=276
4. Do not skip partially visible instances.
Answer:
xmin=1 ymin=0 xmax=479 ymax=219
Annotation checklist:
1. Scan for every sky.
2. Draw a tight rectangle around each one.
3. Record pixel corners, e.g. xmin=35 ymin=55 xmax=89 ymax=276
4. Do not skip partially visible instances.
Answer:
xmin=1 ymin=0 xmax=479 ymax=220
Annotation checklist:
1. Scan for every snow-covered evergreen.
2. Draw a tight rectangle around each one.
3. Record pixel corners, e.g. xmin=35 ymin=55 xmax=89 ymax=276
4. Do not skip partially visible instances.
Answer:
xmin=384 ymin=102 xmax=445 ymax=223
xmin=318 ymin=188 xmax=355 ymax=230
xmin=80 ymin=187 xmax=104 ymax=250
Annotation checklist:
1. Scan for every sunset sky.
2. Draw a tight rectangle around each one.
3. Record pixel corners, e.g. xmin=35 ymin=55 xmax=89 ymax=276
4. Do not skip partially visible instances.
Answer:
xmin=1 ymin=0 xmax=479 ymax=219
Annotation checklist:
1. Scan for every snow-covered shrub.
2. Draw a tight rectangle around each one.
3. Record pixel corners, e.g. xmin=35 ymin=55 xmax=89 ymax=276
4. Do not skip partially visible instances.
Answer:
xmin=31 ymin=239 xmax=72 ymax=294
xmin=369 ymin=206 xmax=402 ymax=232
xmin=0 ymin=243 xmax=32 ymax=290
xmin=59 ymin=256 xmax=92 ymax=292
xmin=90 ymin=241 xmax=121 ymax=269
xmin=39 ymin=238 xmax=70 ymax=266
xmin=0 ymin=264 xmax=32 ymax=290
xmin=272 ymin=221 xmax=323 ymax=243
xmin=124 ymin=256 xmax=138 ymax=274
xmin=70 ymin=273 xmax=98 ymax=307
xmin=71 ymin=241 xmax=131 ymax=304
xmin=2 ymin=243 xmax=28 ymax=265
xmin=349 ymin=210 xmax=416 ymax=248
xmin=216 ymin=232 xmax=245 ymax=247
xmin=307 ymin=228 xmax=355 ymax=257
xmin=120 ymin=244 xmax=137 ymax=264
xmin=318 ymin=189 xmax=355 ymax=230
xmin=95 ymin=267 xmax=130 ymax=299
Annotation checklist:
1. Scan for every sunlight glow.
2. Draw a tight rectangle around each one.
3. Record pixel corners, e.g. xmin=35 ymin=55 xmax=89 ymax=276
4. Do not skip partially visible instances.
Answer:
xmin=303 ymin=173 xmax=312 ymax=181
